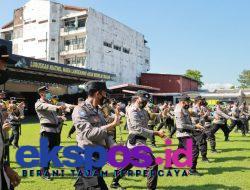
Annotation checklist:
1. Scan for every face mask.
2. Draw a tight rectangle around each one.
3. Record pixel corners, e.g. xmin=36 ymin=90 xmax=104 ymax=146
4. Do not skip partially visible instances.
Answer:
xmin=99 ymin=95 xmax=107 ymax=106
xmin=45 ymin=93 xmax=52 ymax=101
xmin=184 ymin=105 xmax=189 ymax=109
xmin=139 ymin=100 xmax=148 ymax=109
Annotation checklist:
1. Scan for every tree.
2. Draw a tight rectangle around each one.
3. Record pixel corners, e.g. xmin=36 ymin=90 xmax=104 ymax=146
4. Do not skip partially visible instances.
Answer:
xmin=238 ymin=70 xmax=250 ymax=89
xmin=184 ymin=69 xmax=203 ymax=86
xmin=230 ymin=85 xmax=235 ymax=89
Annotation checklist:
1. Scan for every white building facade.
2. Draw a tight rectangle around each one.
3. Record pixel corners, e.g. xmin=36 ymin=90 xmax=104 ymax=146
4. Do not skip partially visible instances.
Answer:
xmin=0 ymin=0 xmax=150 ymax=86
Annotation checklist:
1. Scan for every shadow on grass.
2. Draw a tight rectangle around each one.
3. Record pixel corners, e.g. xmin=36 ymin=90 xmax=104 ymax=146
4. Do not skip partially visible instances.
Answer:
xmin=217 ymin=148 xmax=250 ymax=153
xmin=212 ymin=156 xmax=250 ymax=163
xmin=60 ymin=141 xmax=76 ymax=144
xmin=125 ymin=184 xmax=241 ymax=190
xmin=228 ymin=139 xmax=250 ymax=143
xmin=200 ymin=166 xmax=250 ymax=175
xmin=22 ymin=116 xmax=39 ymax=124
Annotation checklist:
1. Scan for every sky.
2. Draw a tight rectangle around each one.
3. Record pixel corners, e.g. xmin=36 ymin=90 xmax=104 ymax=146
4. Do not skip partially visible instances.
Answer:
xmin=0 ymin=0 xmax=249 ymax=89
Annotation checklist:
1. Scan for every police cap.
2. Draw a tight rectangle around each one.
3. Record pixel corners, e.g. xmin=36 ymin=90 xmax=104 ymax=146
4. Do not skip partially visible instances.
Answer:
xmin=135 ymin=90 xmax=151 ymax=100
xmin=194 ymin=95 xmax=203 ymax=101
xmin=179 ymin=95 xmax=191 ymax=102
xmin=37 ymin=86 xmax=49 ymax=93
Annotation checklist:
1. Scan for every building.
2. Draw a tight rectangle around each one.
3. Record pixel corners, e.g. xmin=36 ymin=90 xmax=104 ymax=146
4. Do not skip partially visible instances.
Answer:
xmin=140 ymin=73 xmax=199 ymax=93
xmin=0 ymin=0 xmax=150 ymax=86
xmin=0 ymin=39 xmax=114 ymax=114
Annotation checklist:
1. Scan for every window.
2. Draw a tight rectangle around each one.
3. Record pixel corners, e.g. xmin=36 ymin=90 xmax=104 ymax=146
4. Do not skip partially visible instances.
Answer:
xmin=51 ymin=57 xmax=55 ymax=60
xmin=78 ymin=16 xmax=86 ymax=28
xmin=24 ymin=20 xmax=36 ymax=25
xmin=145 ymin=59 xmax=149 ymax=64
xmin=38 ymin=20 xmax=48 ymax=24
xmin=64 ymin=57 xmax=86 ymax=65
xmin=64 ymin=37 xmax=85 ymax=51
xmin=103 ymin=41 xmax=112 ymax=48
xmin=4 ymin=32 xmax=12 ymax=41
xmin=38 ymin=39 xmax=46 ymax=43
xmin=51 ymin=38 xmax=56 ymax=42
xmin=114 ymin=45 xmax=121 ymax=51
xmin=65 ymin=59 xmax=70 ymax=65
xmin=123 ymin=47 xmax=130 ymax=54
xmin=64 ymin=18 xmax=76 ymax=32
xmin=24 ymin=38 xmax=35 ymax=42
xmin=13 ymin=28 xmax=23 ymax=39
xmin=52 ymin=19 xmax=56 ymax=23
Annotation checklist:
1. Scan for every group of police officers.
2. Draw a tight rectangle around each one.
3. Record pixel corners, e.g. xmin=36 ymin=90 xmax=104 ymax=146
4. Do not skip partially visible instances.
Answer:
xmin=0 ymin=81 xmax=249 ymax=190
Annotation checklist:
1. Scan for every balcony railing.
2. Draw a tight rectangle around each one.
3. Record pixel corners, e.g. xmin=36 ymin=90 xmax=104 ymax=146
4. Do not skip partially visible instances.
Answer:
xmin=64 ymin=26 xmax=85 ymax=32
xmin=60 ymin=27 xmax=86 ymax=37
xmin=63 ymin=43 xmax=84 ymax=51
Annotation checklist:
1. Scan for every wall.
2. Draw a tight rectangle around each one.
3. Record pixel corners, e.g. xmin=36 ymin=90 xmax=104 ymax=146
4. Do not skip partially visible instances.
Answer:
xmin=140 ymin=73 xmax=181 ymax=93
xmin=180 ymin=77 xmax=199 ymax=92
xmin=1 ymin=0 xmax=150 ymax=86
xmin=86 ymin=8 xmax=150 ymax=86
xmin=140 ymin=73 xmax=199 ymax=93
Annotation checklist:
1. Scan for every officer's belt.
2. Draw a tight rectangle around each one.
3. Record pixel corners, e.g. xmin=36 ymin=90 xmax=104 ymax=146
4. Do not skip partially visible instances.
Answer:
xmin=177 ymin=128 xmax=192 ymax=133
xmin=42 ymin=123 xmax=59 ymax=128
xmin=128 ymin=134 xmax=147 ymax=145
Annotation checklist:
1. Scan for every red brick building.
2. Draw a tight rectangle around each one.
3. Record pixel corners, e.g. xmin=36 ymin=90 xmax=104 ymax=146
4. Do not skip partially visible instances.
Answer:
xmin=140 ymin=73 xmax=199 ymax=93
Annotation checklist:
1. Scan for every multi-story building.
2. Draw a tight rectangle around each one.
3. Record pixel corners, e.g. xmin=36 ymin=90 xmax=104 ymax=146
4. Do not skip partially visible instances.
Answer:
xmin=0 ymin=0 xmax=150 ymax=86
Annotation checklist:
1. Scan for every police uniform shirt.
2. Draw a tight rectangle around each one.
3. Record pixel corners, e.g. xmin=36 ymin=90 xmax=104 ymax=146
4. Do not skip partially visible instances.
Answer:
xmin=0 ymin=109 xmax=10 ymax=189
xmin=239 ymin=105 xmax=249 ymax=119
xmin=126 ymin=104 xmax=154 ymax=149
xmin=35 ymin=99 xmax=61 ymax=133
xmin=231 ymin=105 xmax=240 ymax=119
xmin=191 ymin=105 xmax=201 ymax=125
xmin=213 ymin=107 xmax=230 ymax=124
xmin=174 ymin=104 xmax=195 ymax=138
xmin=72 ymin=99 xmax=109 ymax=149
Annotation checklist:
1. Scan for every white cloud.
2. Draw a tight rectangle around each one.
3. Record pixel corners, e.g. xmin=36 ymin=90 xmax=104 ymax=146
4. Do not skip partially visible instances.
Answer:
xmin=202 ymin=83 xmax=235 ymax=92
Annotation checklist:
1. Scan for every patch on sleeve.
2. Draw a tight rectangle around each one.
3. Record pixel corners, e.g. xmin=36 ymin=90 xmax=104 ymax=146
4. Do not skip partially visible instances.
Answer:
xmin=79 ymin=110 xmax=87 ymax=117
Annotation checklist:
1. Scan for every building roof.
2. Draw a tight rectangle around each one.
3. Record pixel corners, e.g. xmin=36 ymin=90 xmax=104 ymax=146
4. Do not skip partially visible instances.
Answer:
xmin=109 ymin=83 xmax=160 ymax=92
xmin=0 ymin=39 xmax=114 ymax=85
xmin=214 ymin=89 xmax=250 ymax=93
xmin=63 ymin=5 xmax=87 ymax=12
xmin=141 ymin=73 xmax=200 ymax=83
xmin=1 ymin=20 xmax=14 ymax=29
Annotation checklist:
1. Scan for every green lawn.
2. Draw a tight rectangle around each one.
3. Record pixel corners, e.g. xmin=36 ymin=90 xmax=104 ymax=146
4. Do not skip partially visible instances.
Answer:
xmin=9 ymin=118 xmax=250 ymax=190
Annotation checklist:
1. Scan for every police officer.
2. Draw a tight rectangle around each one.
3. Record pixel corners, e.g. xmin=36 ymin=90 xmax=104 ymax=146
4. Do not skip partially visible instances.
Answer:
xmin=163 ymin=102 xmax=176 ymax=138
xmin=229 ymin=101 xmax=245 ymax=136
xmin=239 ymin=101 xmax=249 ymax=134
xmin=51 ymin=95 xmax=75 ymax=144
xmin=68 ymin=98 xmax=84 ymax=139
xmin=145 ymin=103 xmax=159 ymax=147
xmin=100 ymin=99 xmax=118 ymax=143
xmin=0 ymin=101 xmax=21 ymax=189
xmin=72 ymin=81 xmax=121 ymax=190
xmin=199 ymin=98 xmax=217 ymax=153
xmin=175 ymin=95 xmax=204 ymax=176
xmin=35 ymin=86 xmax=66 ymax=180
xmin=111 ymin=90 xmax=165 ymax=190
xmin=8 ymin=102 xmax=24 ymax=149
xmin=190 ymin=96 xmax=209 ymax=162
xmin=156 ymin=102 xmax=168 ymax=131
xmin=211 ymin=101 xmax=232 ymax=143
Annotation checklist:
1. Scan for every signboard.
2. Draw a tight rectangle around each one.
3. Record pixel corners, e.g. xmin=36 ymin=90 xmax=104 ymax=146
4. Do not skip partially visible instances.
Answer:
xmin=8 ymin=55 xmax=114 ymax=81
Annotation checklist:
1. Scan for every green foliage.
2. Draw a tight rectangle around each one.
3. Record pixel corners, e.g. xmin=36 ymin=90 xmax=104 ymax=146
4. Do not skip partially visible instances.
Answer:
xmin=238 ymin=70 xmax=250 ymax=89
xmin=184 ymin=69 xmax=204 ymax=86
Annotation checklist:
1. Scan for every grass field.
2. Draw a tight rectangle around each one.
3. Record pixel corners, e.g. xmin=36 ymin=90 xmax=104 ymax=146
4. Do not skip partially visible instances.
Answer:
xmin=8 ymin=117 xmax=250 ymax=190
